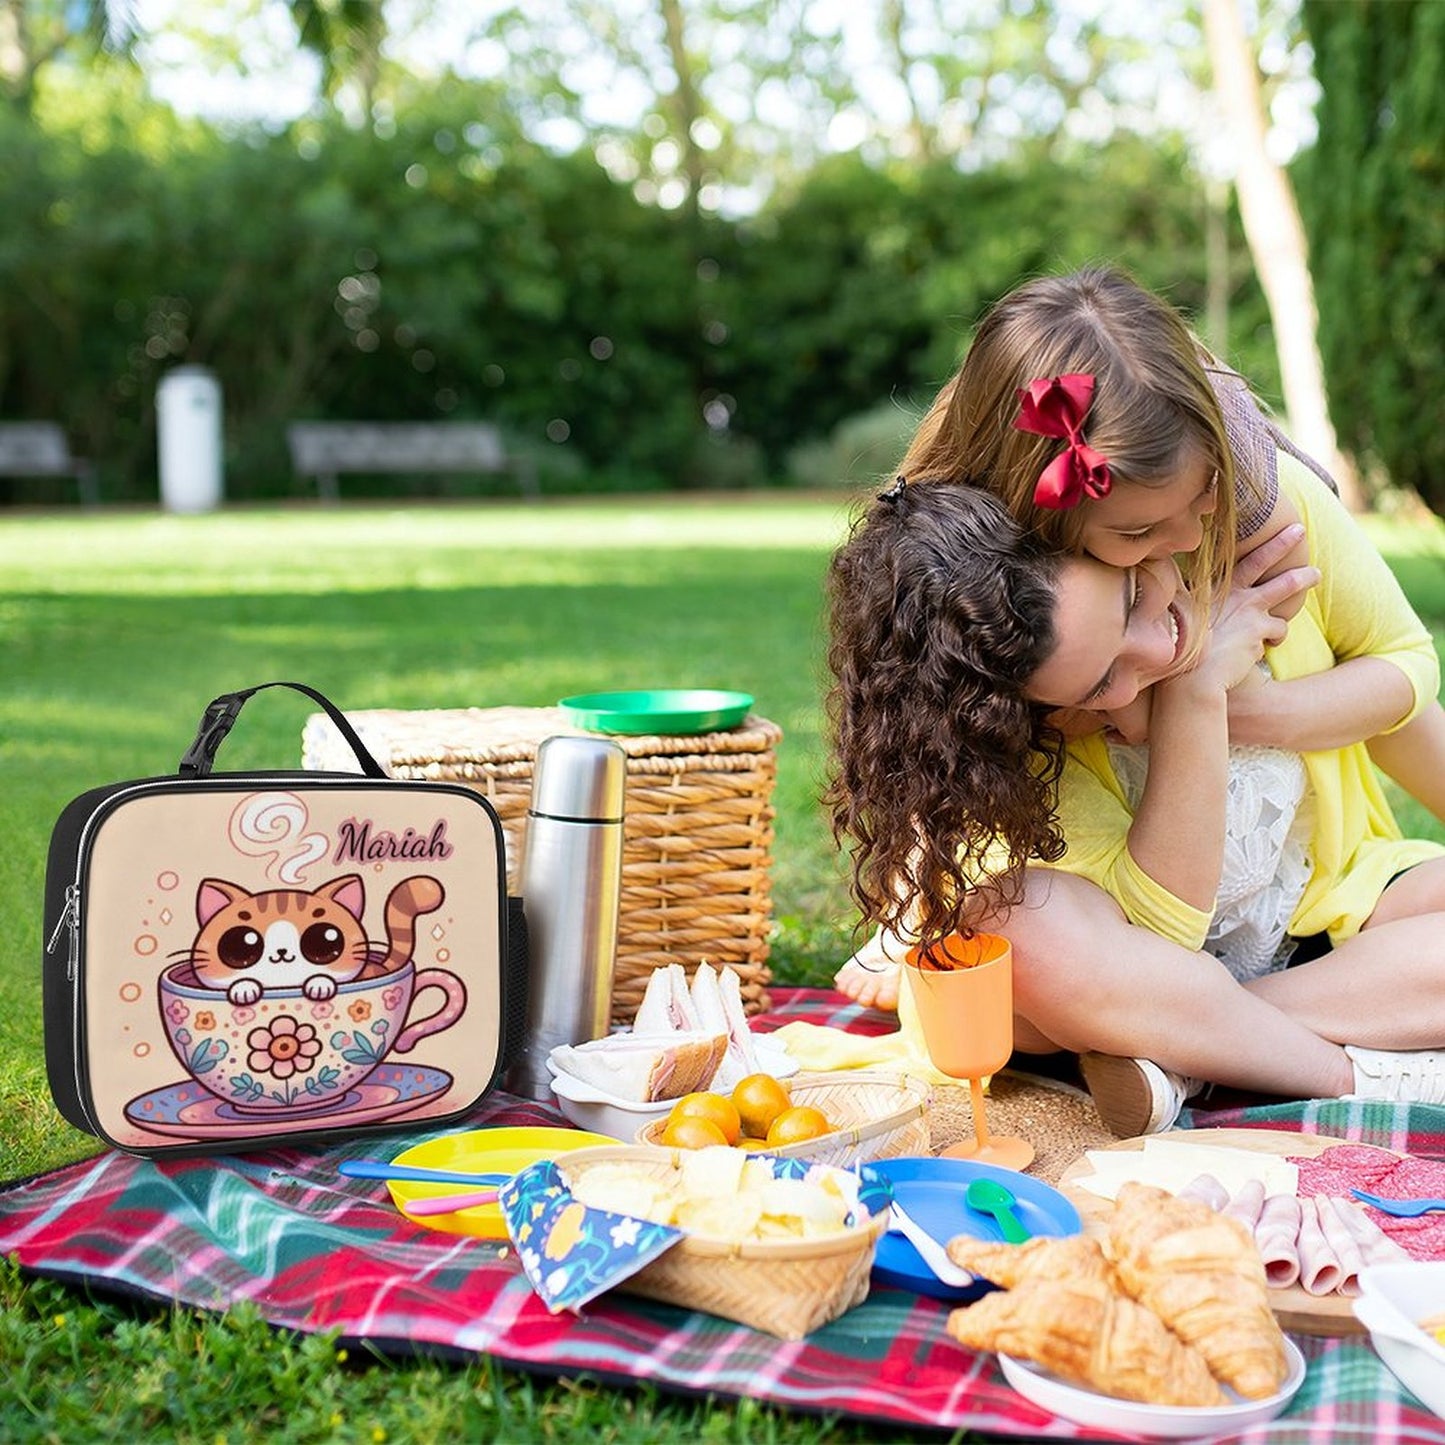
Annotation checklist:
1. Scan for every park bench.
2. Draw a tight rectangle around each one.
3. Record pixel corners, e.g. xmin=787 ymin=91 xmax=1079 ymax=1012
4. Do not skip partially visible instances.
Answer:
xmin=286 ymin=421 xmax=538 ymax=501
xmin=0 ymin=422 xmax=98 ymax=505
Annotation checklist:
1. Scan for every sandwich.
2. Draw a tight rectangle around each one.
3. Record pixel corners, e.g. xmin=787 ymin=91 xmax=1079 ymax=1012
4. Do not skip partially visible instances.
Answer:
xmin=550 ymin=1031 xmax=728 ymax=1103
xmin=549 ymin=962 xmax=764 ymax=1104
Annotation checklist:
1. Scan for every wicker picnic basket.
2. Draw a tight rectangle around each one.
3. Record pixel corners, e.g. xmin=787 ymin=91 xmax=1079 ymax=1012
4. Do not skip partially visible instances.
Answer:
xmin=557 ymin=1144 xmax=889 ymax=1339
xmin=636 ymin=1071 xmax=932 ymax=1165
xmin=301 ymin=704 xmax=781 ymax=1023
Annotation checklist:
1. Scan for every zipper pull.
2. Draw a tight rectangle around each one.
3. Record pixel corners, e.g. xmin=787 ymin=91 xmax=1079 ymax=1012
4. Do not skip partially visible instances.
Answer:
xmin=46 ymin=886 xmax=80 ymax=979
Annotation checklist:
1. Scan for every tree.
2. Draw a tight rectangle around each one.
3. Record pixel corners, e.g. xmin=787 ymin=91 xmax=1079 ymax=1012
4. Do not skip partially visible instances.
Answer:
xmin=0 ymin=0 xmax=138 ymax=113
xmin=1201 ymin=0 xmax=1359 ymax=507
xmin=1299 ymin=0 xmax=1445 ymax=510
xmin=288 ymin=0 xmax=386 ymax=118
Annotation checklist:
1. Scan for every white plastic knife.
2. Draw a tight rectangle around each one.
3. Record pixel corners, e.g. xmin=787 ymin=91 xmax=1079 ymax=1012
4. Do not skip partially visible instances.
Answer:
xmin=887 ymin=1202 xmax=975 ymax=1288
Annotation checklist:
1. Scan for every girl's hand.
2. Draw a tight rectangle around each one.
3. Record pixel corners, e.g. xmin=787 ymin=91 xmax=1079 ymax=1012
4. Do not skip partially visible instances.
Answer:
xmin=1237 ymin=490 xmax=1311 ymax=622
xmin=1180 ymin=523 xmax=1318 ymax=694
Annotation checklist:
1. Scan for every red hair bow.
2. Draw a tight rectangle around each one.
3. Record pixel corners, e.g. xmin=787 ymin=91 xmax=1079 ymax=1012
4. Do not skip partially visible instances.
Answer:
xmin=1013 ymin=372 xmax=1112 ymax=510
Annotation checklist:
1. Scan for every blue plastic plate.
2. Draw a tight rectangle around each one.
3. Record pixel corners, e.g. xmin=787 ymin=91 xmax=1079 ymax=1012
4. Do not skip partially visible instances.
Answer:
xmin=558 ymin=689 xmax=753 ymax=735
xmin=867 ymin=1156 xmax=1083 ymax=1303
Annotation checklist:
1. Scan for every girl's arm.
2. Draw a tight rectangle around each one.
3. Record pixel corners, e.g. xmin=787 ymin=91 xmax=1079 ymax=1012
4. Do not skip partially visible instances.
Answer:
xmin=1225 ymin=458 xmax=1438 ymax=752
xmin=1124 ymin=541 xmax=1317 ymax=910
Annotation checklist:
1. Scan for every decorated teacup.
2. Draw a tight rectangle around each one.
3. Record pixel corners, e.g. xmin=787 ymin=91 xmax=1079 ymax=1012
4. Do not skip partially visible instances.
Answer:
xmin=157 ymin=959 xmax=466 ymax=1114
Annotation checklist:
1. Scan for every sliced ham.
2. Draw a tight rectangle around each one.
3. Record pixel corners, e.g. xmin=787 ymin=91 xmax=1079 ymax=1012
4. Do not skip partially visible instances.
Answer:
xmin=1296 ymin=1196 xmax=1345 ymax=1296
xmin=1310 ymin=1194 xmax=1366 ymax=1296
xmin=1177 ymin=1172 xmax=1231 ymax=1211
xmin=1221 ymin=1177 xmax=1267 ymax=1232
xmin=1335 ymin=1196 xmax=1411 ymax=1268
xmin=1255 ymin=1193 xmax=1303 ymax=1290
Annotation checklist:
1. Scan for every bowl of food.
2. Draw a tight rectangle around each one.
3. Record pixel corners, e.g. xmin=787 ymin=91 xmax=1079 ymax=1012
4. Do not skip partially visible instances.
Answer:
xmin=554 ymin=1143 xmax=892 ymax=1338
xmin=1355 ymin=1261 xmax=1445 ymax=1418
xmin=636 ymin=1070 xmax=932 ymax=1165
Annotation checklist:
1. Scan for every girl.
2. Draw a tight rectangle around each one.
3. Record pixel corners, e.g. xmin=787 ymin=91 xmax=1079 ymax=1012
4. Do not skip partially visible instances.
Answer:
xmin=818 ymin=480 xmax=1445 ymax=1129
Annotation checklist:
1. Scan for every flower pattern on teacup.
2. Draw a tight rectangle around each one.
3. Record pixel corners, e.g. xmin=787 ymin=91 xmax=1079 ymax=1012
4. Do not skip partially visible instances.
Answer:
xmin=348 ymin=999 xmax=373 ymax=1023
xmin=382 ymin=985 xmax=405 ymax=1012
xmin=246 ymin=1015 xmax=323 ymax=1080
xmin=194 ymin=1010 xmax=216 ymax=1032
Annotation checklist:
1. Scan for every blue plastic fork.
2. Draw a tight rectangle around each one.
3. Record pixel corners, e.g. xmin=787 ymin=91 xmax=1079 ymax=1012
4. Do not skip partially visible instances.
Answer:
xmin=1351 ymin=1187 xmax=1445 ymax=1216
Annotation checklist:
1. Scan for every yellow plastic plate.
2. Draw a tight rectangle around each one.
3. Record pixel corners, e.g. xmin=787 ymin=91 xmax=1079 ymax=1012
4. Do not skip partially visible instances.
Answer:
xmin=386 ymin=1126 xmax=617 ymax=1238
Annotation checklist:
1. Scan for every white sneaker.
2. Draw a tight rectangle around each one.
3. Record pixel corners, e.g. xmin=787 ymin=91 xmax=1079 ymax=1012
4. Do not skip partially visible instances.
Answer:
xmin=1080 ymin=1053 xmax=1203 ymax=1138
xmin=1345 ymin=1045 xmax=1445 ymax=1104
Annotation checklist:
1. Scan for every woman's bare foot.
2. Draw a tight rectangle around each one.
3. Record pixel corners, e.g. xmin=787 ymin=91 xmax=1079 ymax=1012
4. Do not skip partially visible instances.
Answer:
xmin=833 ymin=930 xmax=903 ymax=1011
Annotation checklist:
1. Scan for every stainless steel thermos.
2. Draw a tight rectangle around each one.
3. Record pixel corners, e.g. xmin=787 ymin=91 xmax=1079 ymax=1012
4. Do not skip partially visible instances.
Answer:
xmin=505 ymin=734 xmax=626 ymax=1100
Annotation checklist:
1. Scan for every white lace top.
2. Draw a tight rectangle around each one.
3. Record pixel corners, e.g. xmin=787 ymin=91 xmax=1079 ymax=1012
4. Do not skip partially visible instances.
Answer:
xmin=1106 ymin=740 xmax=1315 ymax=982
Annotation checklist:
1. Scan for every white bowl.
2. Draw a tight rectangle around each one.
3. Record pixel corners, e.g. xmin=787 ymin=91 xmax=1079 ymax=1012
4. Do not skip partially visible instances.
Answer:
xmin=547 ymin=1070 xmax=675 ymax=1142
xmin=999 ymin=1339 xmax=1305 ymax=1438
xmin=1355 ymin=1262 xmax=1445 ymax=1418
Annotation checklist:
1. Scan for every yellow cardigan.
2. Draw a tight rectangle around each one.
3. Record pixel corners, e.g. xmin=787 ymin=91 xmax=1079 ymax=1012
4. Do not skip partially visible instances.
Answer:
xmin=1043 ymin=457 xmax=1444 ymax=949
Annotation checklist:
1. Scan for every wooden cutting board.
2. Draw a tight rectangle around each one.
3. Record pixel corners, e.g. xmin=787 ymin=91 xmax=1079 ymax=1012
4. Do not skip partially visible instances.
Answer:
xmin=1057 ymin=1127 xmax=1378 ymax=1337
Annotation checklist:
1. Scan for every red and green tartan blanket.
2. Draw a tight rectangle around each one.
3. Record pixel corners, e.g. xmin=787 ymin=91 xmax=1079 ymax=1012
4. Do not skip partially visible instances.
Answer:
xmin=5 ymin=988 xmax=1445 ymax=1442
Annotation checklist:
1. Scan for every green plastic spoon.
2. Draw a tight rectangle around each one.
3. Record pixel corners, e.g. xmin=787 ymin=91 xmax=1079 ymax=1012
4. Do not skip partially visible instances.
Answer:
xmin=965 ymin=1177 xmax=1032 ymax=1244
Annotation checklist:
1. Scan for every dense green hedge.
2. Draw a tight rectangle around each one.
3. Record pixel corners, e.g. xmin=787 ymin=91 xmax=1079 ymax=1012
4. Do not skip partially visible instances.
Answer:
xmin=0 ymin=76 xmax=1274 ymax=502
xmin=1299 ymin=0 xmax=1445 ymax=510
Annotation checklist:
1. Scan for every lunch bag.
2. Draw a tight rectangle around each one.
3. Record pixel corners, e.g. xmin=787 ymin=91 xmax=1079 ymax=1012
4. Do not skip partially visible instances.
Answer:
xmin=42 ymin=681 xmax=528 ymax=1157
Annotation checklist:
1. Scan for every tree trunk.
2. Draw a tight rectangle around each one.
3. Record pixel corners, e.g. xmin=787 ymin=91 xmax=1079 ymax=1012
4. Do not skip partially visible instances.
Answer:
xmin=658 ymin=0 xmax=705 ymax=229
xmin=1201 ymin=0 xmax=1363 ymax=509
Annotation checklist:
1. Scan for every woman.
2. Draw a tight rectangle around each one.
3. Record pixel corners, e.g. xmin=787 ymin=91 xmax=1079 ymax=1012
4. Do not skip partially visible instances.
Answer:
xmin=817 ymin=476 xmax=1445 ymax=1132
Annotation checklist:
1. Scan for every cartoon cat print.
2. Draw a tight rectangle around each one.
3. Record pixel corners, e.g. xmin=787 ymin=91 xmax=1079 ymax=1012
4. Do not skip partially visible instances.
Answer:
xmin=182 ymin=873 xmax=444 ymax=1004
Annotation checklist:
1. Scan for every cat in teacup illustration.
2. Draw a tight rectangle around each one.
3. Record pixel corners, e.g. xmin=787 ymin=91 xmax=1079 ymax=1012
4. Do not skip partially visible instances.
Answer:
xmin=177 ymin=872 xmax=444 ymax=1005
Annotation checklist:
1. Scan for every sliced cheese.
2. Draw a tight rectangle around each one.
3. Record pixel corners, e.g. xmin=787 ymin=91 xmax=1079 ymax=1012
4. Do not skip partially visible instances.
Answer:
xmin=1077 ymin=1135 xmax=1299 ymax=1202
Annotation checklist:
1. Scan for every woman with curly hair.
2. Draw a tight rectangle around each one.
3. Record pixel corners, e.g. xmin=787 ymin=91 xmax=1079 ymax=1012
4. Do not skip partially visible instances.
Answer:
xmin=813 ymin=477 xmax=1445 ymax=1132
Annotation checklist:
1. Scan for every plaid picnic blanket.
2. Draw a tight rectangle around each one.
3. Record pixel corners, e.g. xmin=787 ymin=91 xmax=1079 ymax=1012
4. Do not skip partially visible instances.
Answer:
xmin=5 ymin=987 xmax=1444 ymax=1443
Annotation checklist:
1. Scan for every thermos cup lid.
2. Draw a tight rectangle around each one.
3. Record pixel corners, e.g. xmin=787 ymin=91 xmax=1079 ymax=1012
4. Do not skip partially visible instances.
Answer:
xmin=529 ymin=735 xmax=627 ymax=821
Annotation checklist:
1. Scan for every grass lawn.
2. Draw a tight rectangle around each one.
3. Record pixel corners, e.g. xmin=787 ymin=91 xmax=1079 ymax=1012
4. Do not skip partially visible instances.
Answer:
xmin=3 ymin=495 xmax=1445 ymax=1443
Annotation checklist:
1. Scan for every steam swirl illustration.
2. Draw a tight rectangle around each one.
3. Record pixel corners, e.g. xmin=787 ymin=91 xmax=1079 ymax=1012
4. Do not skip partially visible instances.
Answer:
xmin=229 ymin=792 xmax=330 ymax=884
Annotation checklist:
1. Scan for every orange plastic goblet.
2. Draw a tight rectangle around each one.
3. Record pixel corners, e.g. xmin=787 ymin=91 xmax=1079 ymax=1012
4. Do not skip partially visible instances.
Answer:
xmin=903 ymin=933 xmax=1034 ymax=1170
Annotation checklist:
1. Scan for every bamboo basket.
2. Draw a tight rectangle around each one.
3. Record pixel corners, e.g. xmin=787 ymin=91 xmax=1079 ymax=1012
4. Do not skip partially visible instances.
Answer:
xmin=558 ymin=1144 xmax=889 ymax=1339
xmin=637 ymin=1070 xmax=932 ymax=1166
xmin=301 ymin=704 xmax=780 ymax=1023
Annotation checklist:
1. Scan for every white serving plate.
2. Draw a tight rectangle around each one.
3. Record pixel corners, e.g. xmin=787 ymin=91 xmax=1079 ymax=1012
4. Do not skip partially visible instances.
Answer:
xmin=1355 ymin=1261 xmax=1445 ymax=1418
xmin=998 ymin=1338 xmax=1306 ymax=1439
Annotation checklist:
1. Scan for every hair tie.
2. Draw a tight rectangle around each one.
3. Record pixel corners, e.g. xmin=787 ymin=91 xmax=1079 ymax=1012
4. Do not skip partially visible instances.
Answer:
xmin=877 ymin=475 xmax=907 ymax=504
xmin=1013 ymin=373 xmax=1112 ymax=509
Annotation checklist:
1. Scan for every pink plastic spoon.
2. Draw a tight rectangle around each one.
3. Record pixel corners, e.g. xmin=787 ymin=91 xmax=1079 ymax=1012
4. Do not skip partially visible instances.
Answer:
xmin=401 ymin=1187 xmax=501 ymax=1217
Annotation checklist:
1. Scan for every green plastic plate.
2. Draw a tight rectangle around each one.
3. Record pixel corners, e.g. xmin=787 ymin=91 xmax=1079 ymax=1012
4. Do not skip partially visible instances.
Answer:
xmin=558 ymin=688 xmax=754 ymax=736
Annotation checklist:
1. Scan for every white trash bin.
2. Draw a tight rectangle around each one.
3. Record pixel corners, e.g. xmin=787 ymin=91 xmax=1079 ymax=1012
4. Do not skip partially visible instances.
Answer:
xmin=156 ymin=365 xmax=223 ymax=513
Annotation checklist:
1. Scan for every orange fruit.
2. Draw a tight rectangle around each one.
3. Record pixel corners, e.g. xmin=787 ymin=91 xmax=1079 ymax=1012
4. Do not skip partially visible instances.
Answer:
xmin=765 ymin=1104 xmax=832 ymax=1147
xmin=731 ymin=1073 xmax=792 ymax=1139
xmin=659 ymin=1115 xmax=729 ymax=1150
xmin=666 ymin=1091 xmax=741 ymax=1146
xmin=737 ymin=1136 xmax=771 ymax=1151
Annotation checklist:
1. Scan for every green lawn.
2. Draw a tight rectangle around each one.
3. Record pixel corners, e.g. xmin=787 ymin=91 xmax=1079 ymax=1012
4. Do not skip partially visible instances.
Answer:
xmin=3 ymin=495 xmax=1445 ymax=1444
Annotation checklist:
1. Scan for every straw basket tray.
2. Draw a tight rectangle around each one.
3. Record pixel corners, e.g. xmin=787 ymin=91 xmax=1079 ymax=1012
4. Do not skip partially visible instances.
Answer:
xmin=558 ymin=1145 xmax=889 ymax=1339
xmin=637 ymin=1070 xmax=932 ymax=1166
xmin=301 ymin=704 xmax=781 ymax=1023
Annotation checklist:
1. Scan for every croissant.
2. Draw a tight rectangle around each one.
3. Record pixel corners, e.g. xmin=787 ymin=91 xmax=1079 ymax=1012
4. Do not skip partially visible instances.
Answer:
xmin=945 ymin=1232 xmax=1112 ymax=1288
xmin=1107 ymin=1181 xmax=1289 ymax=1399
xmin=947 ymin=1276 xmax=1227 ymax=1408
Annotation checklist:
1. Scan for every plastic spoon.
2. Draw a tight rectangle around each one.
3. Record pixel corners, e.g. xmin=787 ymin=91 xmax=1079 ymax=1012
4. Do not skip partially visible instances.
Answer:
xmin=964 ymin=1177 xmax=1032 ymax=1243
xmin=401 ymin=1187 xmax=501 ymax=1217
xmin=340 ymin=1160 xmax=509 ymax=1187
